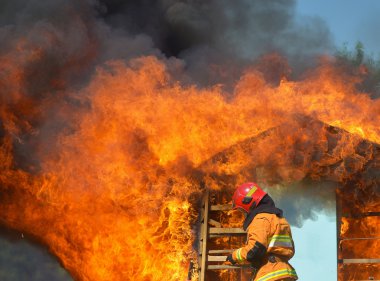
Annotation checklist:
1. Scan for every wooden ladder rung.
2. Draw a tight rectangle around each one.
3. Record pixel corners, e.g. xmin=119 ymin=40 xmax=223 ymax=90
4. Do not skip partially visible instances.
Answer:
xmin=207 ymin=255 xmax=228 ymax=262
xmin=210 ymin=204 xmax=232 ymax=211
xmin=209 ymin=219 xmax=222 ymax=227
xmin=207 ymin=265 xmax=251 ymax=270
xmin=209 ymin=227 xmax=246 ymax=234
xmin=208 ymin=249 xmax=235 ymax=254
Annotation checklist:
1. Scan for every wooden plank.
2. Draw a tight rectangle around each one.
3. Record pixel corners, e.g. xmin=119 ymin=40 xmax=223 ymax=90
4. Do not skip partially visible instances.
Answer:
xmin=339 ymin=259 xmax=380 ymax=264
xmin=342 ymin=212 xmax=380 ymax=218
xmin=207 ymin=255 xmax=228 ymax=262
xmin=335 ymin=190 xmax=341 ymax=281
xmin=200 ymin=190 xmax=209 ymax=281
xmin=210 ymin=234 xmax=246 ymax=238
xmin=197 ymin=203 xmax=204 ymax=272
xmin=209 ymin=219 xmax=222 ymax=228
xmin=340 ymin=237 xmax=380 ymax=241
xmin=209 ymin=227 xmax=246 ymax=234
xmin=210 ymin=204 xmax=232 ymax=211
xmin=208 ymin=249 xmax=235 ymax=254
xmin=207 ymin=265 xmax=251 ymax=270
xmin=198 ymin=224 xmax=203 ymax=254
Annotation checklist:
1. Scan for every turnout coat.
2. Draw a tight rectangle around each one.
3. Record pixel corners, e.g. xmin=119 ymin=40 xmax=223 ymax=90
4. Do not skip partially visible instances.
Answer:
xmin=232 ymin=212 xmax=298 ymax=281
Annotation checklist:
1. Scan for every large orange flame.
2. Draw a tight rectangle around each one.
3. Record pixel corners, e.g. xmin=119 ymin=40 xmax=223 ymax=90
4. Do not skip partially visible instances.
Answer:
xmin=1 ymin=49 xmax=379 ymax=280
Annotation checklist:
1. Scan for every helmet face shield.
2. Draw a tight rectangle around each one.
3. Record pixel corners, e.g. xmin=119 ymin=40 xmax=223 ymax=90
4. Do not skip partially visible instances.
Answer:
xmin=232 ymin=192 xmax=248 ymax=213
xmin=232 ymin=200 xmax=248 ymax=214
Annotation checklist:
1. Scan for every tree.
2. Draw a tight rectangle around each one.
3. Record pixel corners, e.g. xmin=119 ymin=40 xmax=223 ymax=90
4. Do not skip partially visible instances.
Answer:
xmin=335 ymin=41 xmax=380 ymax=98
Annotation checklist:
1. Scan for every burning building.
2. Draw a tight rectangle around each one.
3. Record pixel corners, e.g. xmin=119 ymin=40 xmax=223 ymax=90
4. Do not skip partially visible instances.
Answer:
xmin=0 ymin=0 xmax=379 ymax=280
xmin=193 ymin=117 xmax=380 ymax=280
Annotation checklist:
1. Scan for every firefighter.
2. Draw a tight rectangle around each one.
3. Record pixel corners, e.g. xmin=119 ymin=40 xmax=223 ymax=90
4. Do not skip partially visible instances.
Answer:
xmin=226 ymin=182 xmax=298 ymax=281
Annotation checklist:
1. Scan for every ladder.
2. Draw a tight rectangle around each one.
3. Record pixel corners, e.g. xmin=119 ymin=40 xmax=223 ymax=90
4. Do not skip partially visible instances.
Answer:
xmin=197 ymin=190 xmax=250 ymax=281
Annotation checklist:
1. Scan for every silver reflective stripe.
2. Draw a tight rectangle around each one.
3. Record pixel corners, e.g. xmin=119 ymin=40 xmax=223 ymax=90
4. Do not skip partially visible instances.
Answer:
xmin=268 ymin=240 xmax=293 ymax=248
xmin=268 ymin=235 xmax=293 ymax=248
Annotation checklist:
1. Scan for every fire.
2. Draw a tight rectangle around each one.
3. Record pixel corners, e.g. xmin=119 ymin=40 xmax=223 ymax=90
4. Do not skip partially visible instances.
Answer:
xmin=341 ymin=217 xmax=380 ymax=240
xmin=1 ymin=46 xmax=380 ymax=280
xmin=340 ymin=217 xmax=380 ymax=259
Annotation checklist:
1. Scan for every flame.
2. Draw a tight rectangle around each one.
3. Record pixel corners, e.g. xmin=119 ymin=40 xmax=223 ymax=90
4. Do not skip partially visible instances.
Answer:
xmin=340 ymin=216 xmax=380 ymax=264
xmin=341 ymin=217 xmax=380 ymax=240
xmin=1 ymin=46 xmax=380 ymax=281
xmin=339 ymin=264 xmax=380 ymax=281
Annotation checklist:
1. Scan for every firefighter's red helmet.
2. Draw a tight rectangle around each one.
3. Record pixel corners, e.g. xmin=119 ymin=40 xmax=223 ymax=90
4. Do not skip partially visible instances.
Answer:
xmin=232 ymin=182 xmax=266 ymax=213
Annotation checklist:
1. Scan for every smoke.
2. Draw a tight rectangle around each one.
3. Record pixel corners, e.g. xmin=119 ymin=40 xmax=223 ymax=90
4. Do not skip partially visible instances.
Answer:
xmin=0 ymin=227 xmax=71 ymax=281
xmin=0 ymin=0 xmax=335 ymax=99
xmin=98 ymin=0 xmax=333 ymax=85
xmin=0 ymin=0 xmax=336 ymax=181
xmin=267 ymin=180 xmax=337 ymax=227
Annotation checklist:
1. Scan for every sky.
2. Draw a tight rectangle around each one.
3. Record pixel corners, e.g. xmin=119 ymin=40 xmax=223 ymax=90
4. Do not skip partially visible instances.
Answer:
xmin=291 ymin=214 xmax=337 ymax=280
xmin=297 ymin=0 xmax=380 ymax=56
xmin=290 ymin=1 xmax=380 ymax=281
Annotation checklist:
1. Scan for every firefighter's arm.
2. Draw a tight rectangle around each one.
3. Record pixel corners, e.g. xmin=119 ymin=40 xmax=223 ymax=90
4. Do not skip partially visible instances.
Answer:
xmin=231 ymin=217 xmax=270 ymax=264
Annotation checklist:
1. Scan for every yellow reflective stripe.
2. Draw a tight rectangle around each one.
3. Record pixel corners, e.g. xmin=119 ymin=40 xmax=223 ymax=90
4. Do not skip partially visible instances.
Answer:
xmin=269 ymin=238 xmax=292 ymax=243
xmin=269 ymin=235 xmax=292 ymax=242
xmin=270 ymin=237 xmax=292 ymax=241
xmin=236 ymin=248 xmax=244 ymax=262
xmin=271 ymin=235 xmax=292 ymax=238
xmin=257 ymin=269 xmax=298 ymax=281
xmin=246 ymin=186 xmax=257 ymax=197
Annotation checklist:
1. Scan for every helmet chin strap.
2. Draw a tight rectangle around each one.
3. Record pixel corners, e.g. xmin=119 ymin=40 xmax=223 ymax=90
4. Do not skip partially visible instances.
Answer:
xmin=236 ymin=208 xmax=248 ymax=217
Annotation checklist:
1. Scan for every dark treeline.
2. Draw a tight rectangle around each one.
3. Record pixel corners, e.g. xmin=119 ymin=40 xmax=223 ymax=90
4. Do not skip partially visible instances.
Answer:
xmin=335 ymin=42 xmax=380 ymax=98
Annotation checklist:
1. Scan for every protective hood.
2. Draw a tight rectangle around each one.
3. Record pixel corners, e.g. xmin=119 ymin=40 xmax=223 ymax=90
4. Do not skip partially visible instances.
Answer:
xmin=243 ymin=194 xmax=283 ymax=231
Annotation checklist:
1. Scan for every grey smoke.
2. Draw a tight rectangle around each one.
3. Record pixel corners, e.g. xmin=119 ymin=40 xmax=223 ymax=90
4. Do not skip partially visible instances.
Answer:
xmin=0 ymin=235 xmax=72 ymax=281
xmin=265 ymin=180 xmax=337 ymax=227
xmin=98 ymin=0 xmax=333 ymax=85
xmin=0 ymin=0 xmax=334 ymax=89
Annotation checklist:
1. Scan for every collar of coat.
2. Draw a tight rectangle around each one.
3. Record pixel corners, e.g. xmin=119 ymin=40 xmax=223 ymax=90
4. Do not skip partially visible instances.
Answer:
xmin=243 ymin=194 xmax=283 ymax=231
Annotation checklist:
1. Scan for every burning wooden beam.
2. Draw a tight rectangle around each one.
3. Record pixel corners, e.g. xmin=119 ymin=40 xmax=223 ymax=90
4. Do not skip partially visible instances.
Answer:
xmin=196 ymin=117 xmax=380 ymax=280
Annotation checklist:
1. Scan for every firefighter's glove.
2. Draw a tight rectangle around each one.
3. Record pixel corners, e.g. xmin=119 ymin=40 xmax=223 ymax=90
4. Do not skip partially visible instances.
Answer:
xmin=226 ymin=254 xmax=236 ymax=265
